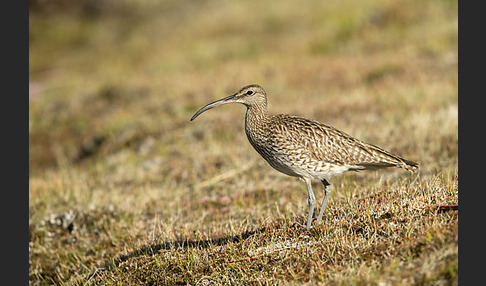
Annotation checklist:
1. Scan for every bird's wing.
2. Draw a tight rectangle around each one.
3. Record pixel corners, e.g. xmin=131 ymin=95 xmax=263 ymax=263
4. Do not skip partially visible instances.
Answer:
xmin=271 ymin=115 xmax=415 ymax=170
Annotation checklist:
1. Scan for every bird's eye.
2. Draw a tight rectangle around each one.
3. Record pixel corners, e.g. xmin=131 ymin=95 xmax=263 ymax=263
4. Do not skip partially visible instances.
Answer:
xmin=246 ymin=90 xmax=253 ymax=95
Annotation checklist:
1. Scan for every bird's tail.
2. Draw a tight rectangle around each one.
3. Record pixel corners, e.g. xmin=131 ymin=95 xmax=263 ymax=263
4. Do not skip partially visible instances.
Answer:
xmin=356 ymin=150 xmax=419 ymax=172
xmin=399 ymin=158 xmax=419 ymax=172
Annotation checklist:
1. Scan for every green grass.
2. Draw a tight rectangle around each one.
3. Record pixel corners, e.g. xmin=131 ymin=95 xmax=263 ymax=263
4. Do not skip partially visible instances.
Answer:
xmin=30 ymin=0 xmax=457 ymax=284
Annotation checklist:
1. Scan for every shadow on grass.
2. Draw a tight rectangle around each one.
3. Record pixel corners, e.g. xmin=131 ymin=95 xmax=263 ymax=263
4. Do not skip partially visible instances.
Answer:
xmin=106 ymin=225 xmax=269 ymax=269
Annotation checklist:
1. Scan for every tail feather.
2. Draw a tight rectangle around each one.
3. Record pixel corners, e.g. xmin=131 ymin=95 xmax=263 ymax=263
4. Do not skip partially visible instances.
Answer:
xmin=352 ymin=139 xmax=419 ymax=173
xmin=400 ymin=158 xmax=419 ymax=172
xmin=355 ymin=158 xmax=419 ymax=172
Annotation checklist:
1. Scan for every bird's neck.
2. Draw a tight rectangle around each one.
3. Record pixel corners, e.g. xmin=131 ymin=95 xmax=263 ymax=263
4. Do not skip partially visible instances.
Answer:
xmin=245 ymin=102 xmax=269 ymax=124
xmin=244 ymin=104 xmax=270 ymax=145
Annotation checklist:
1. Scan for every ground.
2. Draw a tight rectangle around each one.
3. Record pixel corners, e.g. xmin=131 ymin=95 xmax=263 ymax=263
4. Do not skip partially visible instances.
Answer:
xmin=29 ymin=0 xmax=458 ymax=284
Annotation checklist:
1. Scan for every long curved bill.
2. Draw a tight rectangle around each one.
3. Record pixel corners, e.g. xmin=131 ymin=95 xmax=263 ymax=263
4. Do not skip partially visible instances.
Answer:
xmin=190 ymin=94 xmax=238 ymax=121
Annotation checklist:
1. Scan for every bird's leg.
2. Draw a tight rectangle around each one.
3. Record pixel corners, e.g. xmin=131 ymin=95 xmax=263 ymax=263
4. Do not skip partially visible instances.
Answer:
xmin=303 ymin=178 xmax=316 ymax=230
xmin=317 ymin=179 xmax=332 ymax=224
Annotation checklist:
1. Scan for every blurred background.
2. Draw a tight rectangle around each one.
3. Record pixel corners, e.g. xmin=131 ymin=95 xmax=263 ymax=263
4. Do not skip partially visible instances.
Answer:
xmin=29 ymin=0 xmax=457 ymax=175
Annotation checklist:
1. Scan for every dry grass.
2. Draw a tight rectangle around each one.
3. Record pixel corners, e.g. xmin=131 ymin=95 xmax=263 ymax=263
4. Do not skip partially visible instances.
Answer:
xmin=29 ymin=0 xmax=457 ymax=285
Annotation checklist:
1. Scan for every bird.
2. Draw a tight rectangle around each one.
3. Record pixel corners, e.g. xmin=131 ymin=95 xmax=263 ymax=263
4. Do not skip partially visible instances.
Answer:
xmin=190 ymin=84 xmax=418 ymax=230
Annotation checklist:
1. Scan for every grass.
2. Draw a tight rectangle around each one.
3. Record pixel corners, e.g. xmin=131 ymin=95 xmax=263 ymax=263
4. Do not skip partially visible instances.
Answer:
xmin=29 ymin=0 xmax=457 ymax=284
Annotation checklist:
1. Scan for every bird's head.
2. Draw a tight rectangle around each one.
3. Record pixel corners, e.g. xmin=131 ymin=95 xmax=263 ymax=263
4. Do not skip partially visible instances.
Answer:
xmin=190 ymin=84 xmax=267 ymax=121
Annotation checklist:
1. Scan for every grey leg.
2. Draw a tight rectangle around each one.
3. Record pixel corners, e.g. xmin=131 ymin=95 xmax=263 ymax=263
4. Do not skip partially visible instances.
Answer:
xmin=317 ymin=179 xmax=332 ymax=224
xmin=303 ymin=178 xmax=316 ymax=230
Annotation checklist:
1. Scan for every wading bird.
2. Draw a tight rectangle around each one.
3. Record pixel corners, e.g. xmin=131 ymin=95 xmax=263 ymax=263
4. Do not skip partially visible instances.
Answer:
xmin=190 ymin=84 xmax=418 ymax=229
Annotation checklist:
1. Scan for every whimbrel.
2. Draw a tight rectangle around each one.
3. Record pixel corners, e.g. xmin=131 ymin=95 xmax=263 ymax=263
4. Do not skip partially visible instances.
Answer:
xmin=190 ymin=84 xmax=418 ymax=229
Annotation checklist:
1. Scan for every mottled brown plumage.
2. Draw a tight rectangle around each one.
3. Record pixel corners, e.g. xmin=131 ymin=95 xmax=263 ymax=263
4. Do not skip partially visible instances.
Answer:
xmin=191 ymin=84 xmax=418 ymax=229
